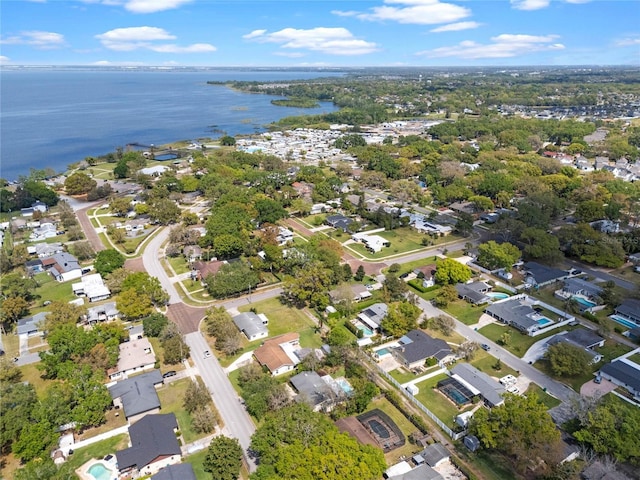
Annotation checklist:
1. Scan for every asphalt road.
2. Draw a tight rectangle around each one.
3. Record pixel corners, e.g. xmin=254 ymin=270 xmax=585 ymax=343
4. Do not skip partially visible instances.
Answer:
xmin=142 ymin=227 xmax=182 ymax=305
xmin=564 ymin=258 xmax=636 ymax=291
xmin=185 ymin=332 xmax=257 ymax=472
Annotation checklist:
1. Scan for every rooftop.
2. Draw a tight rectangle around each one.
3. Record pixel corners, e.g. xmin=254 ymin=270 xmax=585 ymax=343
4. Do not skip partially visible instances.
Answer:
xmin=450 ymin=363 xmax=505 ymax=407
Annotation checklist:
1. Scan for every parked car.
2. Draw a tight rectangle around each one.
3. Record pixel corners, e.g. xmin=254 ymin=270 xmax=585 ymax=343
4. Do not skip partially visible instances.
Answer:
xmin=162 ymin=370 xmax=177 ymax=378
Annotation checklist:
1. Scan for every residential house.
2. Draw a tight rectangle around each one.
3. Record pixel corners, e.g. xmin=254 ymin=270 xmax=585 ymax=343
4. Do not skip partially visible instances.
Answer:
xmin=391 ymin=330 xmax=454 ymax=369
xmin=559 ymin=278 xmax=603 ymax=299
xmin=72 ymin=273 xmax=111 ymax=302
xmin=108 ymin=337 xmax=156 ymax=381
xmin=291 ymin=181 xmax=313 ymax=200
xmin=455 ymin=281 xmax=491 ymax=305
xmin=17 ymin=311 xmax=48 ymax=337
xmin=108 ymin=370 xmax=164 ymax=423
xmin=329 ymin=284 xmax=372 ymax=304
xmin=325 ymin=214 xmax=353 ymax=232
xmin=25 ymin=258 xmax=44 ymax=274
xmin=450 ymin=363 xmax=505 ymax=407
xmin=290 ymin=371 xmax=344 ymax=412
xmin=151 ymin=464 xmax=197 ymax=480
xmin=614 ymin=299 xmax=640 ymax=326
xmin=357 ymin=303 xmax=388 ymax=334
xmin=413 ymin=264 xmax=437 ymax=288
xmin=27 ymin=242 xmax=64 ymax=257
xmin=20 ymin=201 xmax=48 ymax=217
xmin=384 ymin=462 xmax=444 ymax=480
xmin=547 ymin=328 xmax=605 ymax=364
xmin=30 ymin=222 xmax=57 ymax=240
xmin=351 ymin=232 xmax=390 ymax=253
xmin=590 ymin=219 xmax=620 ymax=234
xmin=183 ymin=245 xmax=202 ymax=263
xmin=413 ymin=443 xmax=450 ymax=468
xmin=86 ymin=302 xmax=119 ymax=324
xmin=598 ymin=359 xmax=640 ymax=401
xmin=115 ymin=413 xmax=181 ymax=478
xmin=232 ymin=312 xmax=269 ymax=341
xmin=42 ymin=252 xmax=82 ymax=282
xmin=191 ymin=259 xmax=226 ymax=282
xmin=276 ymin=226 xmax=294 ymax=246
xmin=484 ymin=296 xmax=552 ymax=335
xmin=522 ymin=261 xmax=567 ymax=287
xmin=253 ymin=332 xmax=301 ymax=376
xmin=448 ymin=201 xmax=476 ymax=216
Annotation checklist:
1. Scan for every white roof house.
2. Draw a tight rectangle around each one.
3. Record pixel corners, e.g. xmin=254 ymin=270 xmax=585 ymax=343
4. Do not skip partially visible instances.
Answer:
xmin=72 ymin=273 xmax=111 ymax=302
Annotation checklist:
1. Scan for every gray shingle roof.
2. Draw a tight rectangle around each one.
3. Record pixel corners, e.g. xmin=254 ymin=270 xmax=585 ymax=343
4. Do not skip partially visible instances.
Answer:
xmin=523 ymin=261 xmax=566 ymax=285
xmin=389 ymin=464 xmax=443 ymax=480
xmin=562 ymin=278 xmax=603 ymax=297
xmin=108 ymin=370 xmax=163 ymax=418
xmin=600 ymin=360 xmax=640 ymax=393
xmin=450 ymin=363 xmax=505 ymax=407
xmin=485 ymin=299 xmax=539 ymax=332
xmin=151 ymin=464 xmax=197 ymax=480
xmin=233 ymin=312 xmax=268 ymax=338
xmin=393 ymin=330 xmax=452 ymax=364
xmin=614 ymin=299 xmax=640 ymax=323
xmin=419 ymin=443 xmax=450 ymax=467
xmin=290 ymin=371 xmax=334 ymax=408
xmin=116 ymin=414 xmax=180 ymax=471
xmin=17 ymin=311 xmax=48 ymax=335
xmin=358 ymin=303 xmax=388 ymax=328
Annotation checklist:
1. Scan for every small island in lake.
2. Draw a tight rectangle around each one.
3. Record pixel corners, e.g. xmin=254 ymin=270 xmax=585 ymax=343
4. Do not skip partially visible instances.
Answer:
xmin=271 ymin=97 xmax=320 ymax=108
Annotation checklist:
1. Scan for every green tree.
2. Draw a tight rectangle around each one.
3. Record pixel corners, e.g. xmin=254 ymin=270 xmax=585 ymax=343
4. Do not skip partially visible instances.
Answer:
xmin=219 ymin=135 xmax=236 ymax=146
xmin=0 ymin=381 xmax=37 ymax=455
xmin=109 ymin=197 xmax=131 ymax=217
xmin=354 ymin=265 xmax=365 ymax=281
xmin=184 ymin=379 xmax=212 ymax=414
xmin=122 ymin=272 xmax=170 ymax=306
xmin=116 ymin=288 xmax=154 ymax=320
xmin=206 ymin=261 xmax=260 ymax=299
xmin=476 ymin=240 xmax=521 ymax=270
xmin=575 ymin=200 xmax=606 ymax=223
xmin=545 ymin=342 xmax=592 ymax=376
xmin=254 ymin=198 xmax=287 ymax=224
xmin=469 ymin=393 xmax=562 ymax=475
xmin=94 ymin=249 xmax=125 ymax=276
xmin=433 ymin=258 xmax=472 ymax=285
xmin=160 ymin=323 xmax=189 ymax=364
xmin=204 ymin=436 xmax=243 ymax=480
xmin=0 ymin=296 xmax=30 ymax=327
xmin=455 ymin=212 xmax=474 ymax=237
xmin=142 ymin=312 xmax=169 ymax=337
xmin=434 ymin=284 xmax=458 ymax=307
xmin=149 ymin=197 xmax=181 ymax=225
xmin=382 ymin=274 xmax=408 ymax=302
xmin=521 ymin=227 xmax=563 ymax=263
xmin=469 ymin=195 xmax=494 ymax=213
xmin=282 ymin=260 xmax=332 ymax=308
xmin=42 ymin=301 xmax=86 ymax=331
xmin=64 ymin=172 xmax=97 ymax=195
xmin=429 ymin=315 xmax=455 ymax=336
xmin=12 ymin=420 xmax=57 ymax=462
xmin=381 ymin=301 xmax=421 ymax=337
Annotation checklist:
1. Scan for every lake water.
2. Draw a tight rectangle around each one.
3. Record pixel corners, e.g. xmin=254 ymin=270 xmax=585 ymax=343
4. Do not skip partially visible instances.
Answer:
xmin=0 ymin=69 xmax=342 ymax=180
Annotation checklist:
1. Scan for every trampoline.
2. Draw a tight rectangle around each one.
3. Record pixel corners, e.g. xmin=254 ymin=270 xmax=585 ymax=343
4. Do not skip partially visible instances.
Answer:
xmin=438 ymin=377 xmax=474 ymax=406
xmin=368 ymin=419 xmax=390 ymax=439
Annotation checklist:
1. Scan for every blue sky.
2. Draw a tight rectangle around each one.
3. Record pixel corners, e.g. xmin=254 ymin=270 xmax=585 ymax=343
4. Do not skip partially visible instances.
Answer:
xmin=1 ymin=0 xmax=638 ymax=67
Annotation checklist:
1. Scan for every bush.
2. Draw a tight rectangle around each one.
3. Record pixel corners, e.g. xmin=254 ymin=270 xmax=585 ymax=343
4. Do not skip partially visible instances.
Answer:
xmin=383 ymin=389 xmax=429 ymax=434
xmin=344 ymin=320 xmax=363 ymax=338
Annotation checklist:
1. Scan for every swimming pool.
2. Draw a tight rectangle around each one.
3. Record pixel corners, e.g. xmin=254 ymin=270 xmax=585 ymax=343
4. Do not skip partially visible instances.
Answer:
xmin=357 ymin=324 xmax=374 ymax=336
xmin=376 ymin=348 xmax=390 ymax=357
xmin=87 ymin=462 xmax=115 ymax=480
xmin=610 ymin=315 xmax=639 ymax=330
xmin=335 ymin=377 xmax=354 ymax=396
xmin=573 ymin=296 xmax=597 ymax=308
xmin=487 ymin=292 xmax=510 ymax=300
xmin=537 ymin=317 xmax=553 ymax=326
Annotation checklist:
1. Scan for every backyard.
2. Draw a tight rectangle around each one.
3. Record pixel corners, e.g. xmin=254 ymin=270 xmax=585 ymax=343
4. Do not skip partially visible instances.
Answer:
xmin=478 ymin=322 xmax=575 ymax=358
xmin=346 ymin=228 xmax=458 ymax=260
xmin=414 ymin=372 xmax=475 ymax=428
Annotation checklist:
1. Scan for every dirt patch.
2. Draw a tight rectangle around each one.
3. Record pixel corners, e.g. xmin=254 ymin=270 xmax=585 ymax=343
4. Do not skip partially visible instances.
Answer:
xmin=124 ymin=257 xmax=146 ymax=272
xmin=167 ymin=302 xmax=207 ymax=334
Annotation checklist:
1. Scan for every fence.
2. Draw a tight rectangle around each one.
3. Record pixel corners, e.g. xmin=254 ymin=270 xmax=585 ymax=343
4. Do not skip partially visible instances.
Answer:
xmin=363 ymin=352 xmax=465 ymax=440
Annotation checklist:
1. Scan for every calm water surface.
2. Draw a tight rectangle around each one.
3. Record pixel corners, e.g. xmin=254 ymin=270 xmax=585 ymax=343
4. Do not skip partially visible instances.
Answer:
xmin=0 ymin=69 xmax=341 ymax=180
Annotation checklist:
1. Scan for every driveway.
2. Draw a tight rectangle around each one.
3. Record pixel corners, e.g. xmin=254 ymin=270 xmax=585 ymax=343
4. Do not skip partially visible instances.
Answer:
xmin=522 ymin=334 xmax=561 ymax=364
xmin=580 ymin=377 xmax=617 ymax=398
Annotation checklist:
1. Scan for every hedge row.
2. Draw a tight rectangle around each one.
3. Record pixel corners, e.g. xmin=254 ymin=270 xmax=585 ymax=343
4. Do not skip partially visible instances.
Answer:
xmin=383 ymin=389 xmax=430 ymax=434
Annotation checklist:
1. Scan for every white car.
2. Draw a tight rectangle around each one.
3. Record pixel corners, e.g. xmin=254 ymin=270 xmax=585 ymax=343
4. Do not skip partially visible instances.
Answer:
xmin=203 ymin=350 xmax=212 ymax=359
xmin=507 ymin=385 xmax=520 ymax=394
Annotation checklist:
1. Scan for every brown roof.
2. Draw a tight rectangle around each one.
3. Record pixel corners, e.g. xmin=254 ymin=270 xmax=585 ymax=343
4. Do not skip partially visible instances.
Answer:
xmin=335 ymin=417 xmax=378 ymax=447
xmin=193 ymin=260 xmax=224 ymax=277
xmin=253 ymin=333 xmax=299 ymax=373
xmin=415 ymin=264 xmax=437 ymax=277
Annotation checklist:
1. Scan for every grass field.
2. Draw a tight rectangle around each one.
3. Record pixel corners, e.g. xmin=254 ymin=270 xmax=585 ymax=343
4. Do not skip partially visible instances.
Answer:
xmin=525 ymin=383 xmax=561 ymax=409
xmin=443 ymin=299 xmax=486 ymax=326
xmin=470 ymin=353 xmax=519 ymax=379
xmin=414 ymin=372 xmax=475 ymax=426
xmin=167 ymin=255 xmax=191 ymax=275
xmin=478 ymin=322 xmax=566 ymax=358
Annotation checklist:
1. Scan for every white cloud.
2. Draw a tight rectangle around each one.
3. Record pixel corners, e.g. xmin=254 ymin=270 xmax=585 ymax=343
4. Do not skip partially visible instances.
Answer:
xmin=511 ymin=0 xmax=591 ymax=10
xmin=510 ymin=0 xmax=550 ymax=10
xmin=273 ymin=51 xmax=306 ymax=58
xmin=333 ymin=0 xmax=470 ymax=25
xmin=615 ymin=36 xmax=640 ymax=47
xmin=0 ymin=56 xmax=10 ymax=64
xmin=430 ymin=21 xmax=481 ymax=33
xmin=0 ymin=30 xmax=66 ymax=49
xmin=95 ymin=26 xmax=215 ymax=53
xmin=419 ymin=33 xmax=564 ymax=59
xmin=244 ymin=27 xmax=379 ymax=55
xmin=81 ymin=0 xmax=191 ymax=13
xmin=92 ymin=60 xmax=147 ymax=66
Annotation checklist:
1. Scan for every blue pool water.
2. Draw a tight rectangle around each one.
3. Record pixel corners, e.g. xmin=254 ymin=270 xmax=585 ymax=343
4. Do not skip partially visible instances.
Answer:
xmin=376 ymin=348 xmax=390 ymax=356
xmin=610 ymin=315 xmax=639 ymax=329
xmin=88 ymin=463 xmax=113 ymax=480
xmin=487 ymin=292 xmax=510 ymax=300
xmin=336 ymin=378 xmax=354 ymax=395
xmin=573 ymin=296 xmax=597 ymax=308
xmin=357 ymin=324 xmax=374 ymax=336
xmin=537 ymin=317 xmax=553 ymax=326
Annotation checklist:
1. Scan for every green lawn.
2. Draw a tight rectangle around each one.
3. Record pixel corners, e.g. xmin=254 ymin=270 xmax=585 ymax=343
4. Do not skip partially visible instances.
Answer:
xmin=238 ymin=297 xmax=317 ymax=339
xmin=389 ymin=368 xmax=419 ymax=384
xmin=414 ymin=373 xmax=475 ymax=427
xmin=167 ymin=255 xmax=190 ymax=275
xmin=389 ymin=256 xmax=440 ymax=276
xmin=469 ymin=353 xmax=519 ymax=379
xmin=443 ymin=299 xmax=486 ymax=326
xmin=32 ymin=272 xmax=74 ymax=306
xmin=347 ymin=227 xmax=433 ymax=259
xmin=525 ymin=383 xmax=561 ymax=409
xmin=478 ymin=322 xmax=565 ymax=358
xmin=60 ymin=434 xmax=129 ymax=476
xmin=627 ymin=352 xmax=640 ymax=365
xmin=157 ymin=377 xmax=211 ymax=443
xmin=422 ymin=326 xmax=466 ymax=346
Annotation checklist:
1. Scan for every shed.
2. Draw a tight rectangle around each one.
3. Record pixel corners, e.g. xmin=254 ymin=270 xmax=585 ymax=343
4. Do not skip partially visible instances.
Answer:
xmin=464 ymin=435 xmax=480 ymax=452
